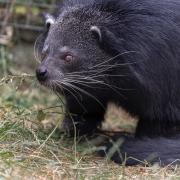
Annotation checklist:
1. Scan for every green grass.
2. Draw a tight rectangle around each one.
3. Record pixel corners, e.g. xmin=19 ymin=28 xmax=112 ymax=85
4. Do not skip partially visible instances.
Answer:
xmin=0 ymin=48 xmax=180 ymax=179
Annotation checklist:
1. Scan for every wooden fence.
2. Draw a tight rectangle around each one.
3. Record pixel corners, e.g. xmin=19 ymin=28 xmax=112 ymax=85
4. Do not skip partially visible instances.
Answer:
xmin=0 ymin=0 xmax=57 ymax=45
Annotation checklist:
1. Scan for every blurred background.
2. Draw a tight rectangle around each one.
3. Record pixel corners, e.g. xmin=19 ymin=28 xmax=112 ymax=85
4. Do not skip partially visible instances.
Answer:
xmin=0 ymin=0 xmax=68 ymax=140
xmin=0 ymin=0 xmax=58 ymax=76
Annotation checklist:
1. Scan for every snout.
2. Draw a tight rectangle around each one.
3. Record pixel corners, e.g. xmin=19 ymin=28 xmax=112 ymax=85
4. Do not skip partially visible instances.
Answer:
xmin=36 ymin=66 xmax=48 ymax=82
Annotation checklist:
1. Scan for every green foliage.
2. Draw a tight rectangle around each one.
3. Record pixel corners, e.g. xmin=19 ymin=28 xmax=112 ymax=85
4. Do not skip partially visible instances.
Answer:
xmin=0 ymin=41 xmax=179 ymax=178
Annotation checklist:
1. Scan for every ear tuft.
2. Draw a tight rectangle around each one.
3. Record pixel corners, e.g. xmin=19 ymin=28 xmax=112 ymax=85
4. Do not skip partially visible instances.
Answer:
xmin=90 ymin=26 xmax=102 ymax=42
xmin=43 ymin=13 xmax=55 ymax=29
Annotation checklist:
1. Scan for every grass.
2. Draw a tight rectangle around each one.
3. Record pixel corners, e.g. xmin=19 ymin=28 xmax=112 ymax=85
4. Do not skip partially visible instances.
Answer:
xmin=0 ymin=46 xmax=180 ymax=179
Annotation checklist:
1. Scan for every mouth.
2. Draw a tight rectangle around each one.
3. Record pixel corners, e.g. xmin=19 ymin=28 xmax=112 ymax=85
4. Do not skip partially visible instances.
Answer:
xmin=37 ymin=78 xmax=50 ymax=87
xmin=37 ymin=77 xmax=64 ymax=92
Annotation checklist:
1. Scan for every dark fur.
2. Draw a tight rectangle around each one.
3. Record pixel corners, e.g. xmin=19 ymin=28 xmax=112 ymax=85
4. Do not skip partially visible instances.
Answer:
xmin=35 ymin=0 xmax=180 ymax=165
xmin=99 ymin=134 xmax=180 ymax=165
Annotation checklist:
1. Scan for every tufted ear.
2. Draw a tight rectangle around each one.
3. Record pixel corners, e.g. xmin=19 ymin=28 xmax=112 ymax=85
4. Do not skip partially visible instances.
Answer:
xmin=91 ymin=25 xmax=122 ymax=55
xmin=42 ymin=13 xmax=55 ymax=30
xmin=90 ymin=26 xmax=102 ymax=42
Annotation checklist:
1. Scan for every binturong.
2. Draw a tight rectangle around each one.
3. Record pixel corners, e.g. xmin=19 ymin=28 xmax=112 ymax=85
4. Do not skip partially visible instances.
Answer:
xmin=35 ymin=0 xmax=180 ymax=166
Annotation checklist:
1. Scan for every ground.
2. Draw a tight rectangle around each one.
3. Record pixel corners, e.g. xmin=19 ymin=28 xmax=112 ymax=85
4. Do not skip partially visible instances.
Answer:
xmin=0 ymin=44 xmax=180 ymax=179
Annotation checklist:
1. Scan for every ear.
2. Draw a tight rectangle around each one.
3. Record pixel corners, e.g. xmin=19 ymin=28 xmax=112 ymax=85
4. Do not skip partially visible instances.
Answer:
xmin=90 ymin=26 xmax=102 ymax=42
xmin=42 ymin=13 xmax=55 ymax=30
xmin=91 ymin=26 xmax=121 ymax=55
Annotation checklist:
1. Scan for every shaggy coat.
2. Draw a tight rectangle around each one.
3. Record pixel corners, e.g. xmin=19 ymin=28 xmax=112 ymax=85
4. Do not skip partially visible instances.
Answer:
xmin=36 ymin=0 xmax=180 ymax=165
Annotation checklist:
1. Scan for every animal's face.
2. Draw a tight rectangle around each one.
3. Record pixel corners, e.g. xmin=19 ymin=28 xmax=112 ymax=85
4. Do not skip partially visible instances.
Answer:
xmin=35 ymin=9 xmax=114 ymax=92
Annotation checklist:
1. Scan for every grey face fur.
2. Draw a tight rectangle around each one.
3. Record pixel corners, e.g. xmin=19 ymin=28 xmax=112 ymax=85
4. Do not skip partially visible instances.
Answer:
xmin=36 ymin=9 xmax=110 ymax=90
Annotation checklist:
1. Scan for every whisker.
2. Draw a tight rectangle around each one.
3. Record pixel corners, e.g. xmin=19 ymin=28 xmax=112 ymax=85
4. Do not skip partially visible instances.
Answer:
xmin=64 ymin=75 xmax=132 ymax=92
xmin=34 ymin=34 xmax=44 ymax=63
xmin=89 ymin=51 xmax=138 ymax=69
xmin=53 ymin=80 xmax=88 ymax=113
xmin=63 ymin=79 xmax=99 ymax=88
xmin=63 ymin=82 xmax=106 ymax=109
xmin=65 ymin=61 xmax=139 ymax=77
xmin=65 ymin=78 xmax=127 ymax=99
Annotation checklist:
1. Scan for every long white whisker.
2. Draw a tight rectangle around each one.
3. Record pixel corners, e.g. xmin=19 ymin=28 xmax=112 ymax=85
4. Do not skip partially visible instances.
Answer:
xmin=64 ymin=82 xmax=105 ymax=109
xmin=34 ymin=34 xmax=44 ymax=63
xmin=54 ymin=80 xmax=88 ymax=113
xmin=64 ymin=75 xmax=132 ymax=91
xmin=65 ymin=61 xmax=139 ymax=77
xmin=89 ymin=51 xmax=138 ymax=69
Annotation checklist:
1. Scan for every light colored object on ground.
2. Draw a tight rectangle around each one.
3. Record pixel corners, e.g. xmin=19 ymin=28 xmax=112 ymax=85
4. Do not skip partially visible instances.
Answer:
xmin=0 ymin=26 xmax=13 ymax=46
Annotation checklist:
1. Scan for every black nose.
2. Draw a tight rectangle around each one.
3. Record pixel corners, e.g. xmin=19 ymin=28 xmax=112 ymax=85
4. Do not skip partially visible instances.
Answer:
xmin=36 ymin=66 xmax=48 ymax=81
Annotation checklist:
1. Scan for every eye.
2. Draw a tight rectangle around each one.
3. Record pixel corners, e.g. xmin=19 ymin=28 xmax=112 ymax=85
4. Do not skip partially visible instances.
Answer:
xmin=62 ymin=54 xmax=74 ymax=63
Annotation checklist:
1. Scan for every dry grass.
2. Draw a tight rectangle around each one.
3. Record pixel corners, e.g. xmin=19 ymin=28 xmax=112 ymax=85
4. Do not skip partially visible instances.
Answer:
xmin=0 ymin=47 xmax=180 ymax=180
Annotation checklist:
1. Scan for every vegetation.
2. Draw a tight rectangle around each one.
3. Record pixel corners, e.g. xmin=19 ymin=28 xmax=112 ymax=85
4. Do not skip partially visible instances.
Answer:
xmin=0 ymin=1 xmax=180 ymax=178
xmin=0 ymin=46 xmax=180 ymax=179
